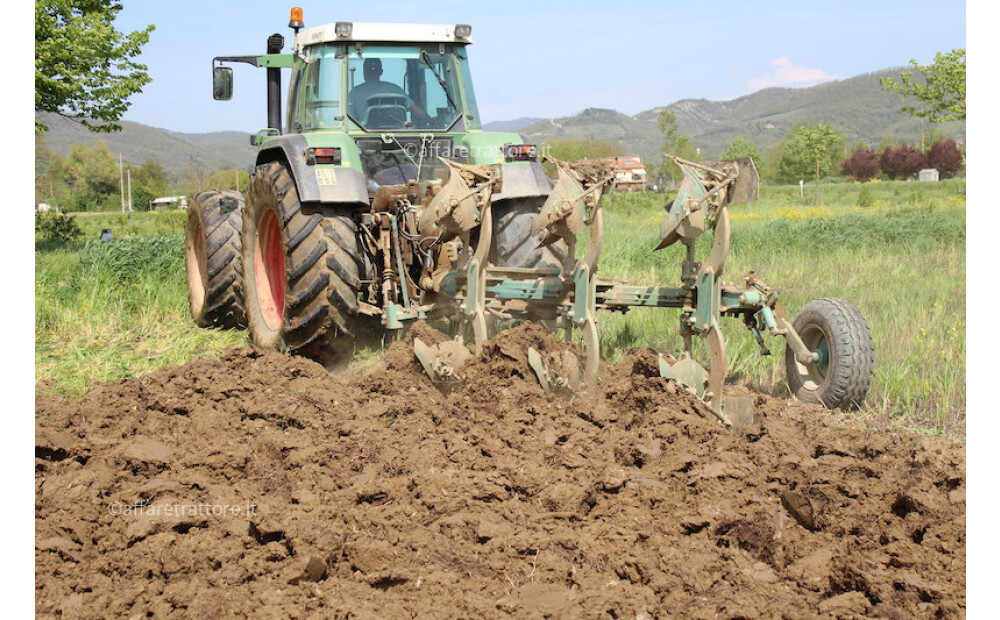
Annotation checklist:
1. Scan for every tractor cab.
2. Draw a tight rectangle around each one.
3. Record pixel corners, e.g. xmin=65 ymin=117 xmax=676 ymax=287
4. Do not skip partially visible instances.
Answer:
xmin=287 ymin=23 xmax=480 ymax=135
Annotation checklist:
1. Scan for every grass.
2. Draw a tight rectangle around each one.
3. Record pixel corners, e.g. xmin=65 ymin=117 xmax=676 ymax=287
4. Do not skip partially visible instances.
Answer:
xmin=35 ymin=179 xmax=966 ymax=435
xmin=35 ymin=210 xmax=247 ymax=398
xmin=599 ymin=179 xmax=966 ymax=436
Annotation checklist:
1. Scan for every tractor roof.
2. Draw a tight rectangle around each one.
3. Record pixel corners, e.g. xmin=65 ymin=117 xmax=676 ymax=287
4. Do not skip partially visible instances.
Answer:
xmin=297 ymin=23 xmax=474 ymax=46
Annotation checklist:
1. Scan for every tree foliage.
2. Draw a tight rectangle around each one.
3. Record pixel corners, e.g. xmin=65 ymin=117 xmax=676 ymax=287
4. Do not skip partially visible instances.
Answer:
xmin=879 ymin=145 xmax=926 ymax=180
xmin=35 ymin=0 xmax=155 ymax=132
xmin=721 ymin=137 xmax=762 ymax=163
xmin=841 ymin=147 xmax=880 ymax=183
xmin=879 ymin=49 xmax=966 ymax=123
xmin=35 ymin=140 xmax=174 ymax=212
xmin=926 ymin=140 xmax=964 ymax=177
xmin=656 ymin=110 xmax=700 ymax=185
xmin=36 ymin=212 xmax=84 ymax=244
xmin=543 ymin=139 xmax=621 ymax=164
xmin=778 ymin=123 xmax=843 ymax=201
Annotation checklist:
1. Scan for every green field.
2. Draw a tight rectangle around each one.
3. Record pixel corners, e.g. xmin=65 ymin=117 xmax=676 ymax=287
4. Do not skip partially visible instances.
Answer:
xmin=35 ymin=179 xmax=966 ymax=436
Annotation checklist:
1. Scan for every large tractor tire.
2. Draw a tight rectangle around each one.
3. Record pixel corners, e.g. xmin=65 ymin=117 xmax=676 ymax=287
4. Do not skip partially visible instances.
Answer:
xmin=184 ymin=190 xmax=246 ymax=329
xmin=242 ymin=161 xmax=363 ymax=361
xmin=490 ymin=197 xmax=568 ymax=271
xmin=785 ymin=298 xmax=874 ymax=410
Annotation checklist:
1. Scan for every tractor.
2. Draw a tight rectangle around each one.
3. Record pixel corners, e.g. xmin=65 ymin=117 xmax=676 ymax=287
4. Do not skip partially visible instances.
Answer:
xmin=185 ymin=8 xmax=874 ymax=428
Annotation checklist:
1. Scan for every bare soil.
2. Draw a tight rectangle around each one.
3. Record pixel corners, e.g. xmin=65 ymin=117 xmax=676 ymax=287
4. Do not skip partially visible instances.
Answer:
xmin=35 ymin=323 xmax=965 ymax=618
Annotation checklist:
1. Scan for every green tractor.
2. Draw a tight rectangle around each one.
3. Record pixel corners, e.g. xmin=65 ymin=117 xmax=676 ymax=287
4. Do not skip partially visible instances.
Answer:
xmin=185 ymin=9 xmax=874 ymax=427
xmin=187 ymin=13 xmax=561 ymax=356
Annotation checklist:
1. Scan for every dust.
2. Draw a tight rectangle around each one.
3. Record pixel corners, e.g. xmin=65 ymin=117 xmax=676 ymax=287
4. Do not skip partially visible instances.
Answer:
xmin=36 ymin=323 xmax=965 ymax=618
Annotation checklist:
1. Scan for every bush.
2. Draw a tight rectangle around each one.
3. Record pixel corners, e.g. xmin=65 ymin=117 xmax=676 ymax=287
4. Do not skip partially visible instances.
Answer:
xmin=35 ymin=212 xmax=84 ymax=245
xmin=927 ymin=140 xmax=964 ymax=177
xmin=857 ymin=185 xmax=874 ymax=208
xmin=841 ymin=148 xmax=880 ymax=182
xmin=880 ymin=145 xmax=927 ymax=180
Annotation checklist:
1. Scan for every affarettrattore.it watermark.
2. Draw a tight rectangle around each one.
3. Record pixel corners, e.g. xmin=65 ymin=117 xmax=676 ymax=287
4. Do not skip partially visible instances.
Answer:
xmin=107 ymin=499 xmax=256 ymax=517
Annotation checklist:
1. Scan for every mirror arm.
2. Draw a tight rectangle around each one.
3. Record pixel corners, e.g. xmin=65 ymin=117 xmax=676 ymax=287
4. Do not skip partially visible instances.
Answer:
xmin=213 ymin=55 xmax=261 ymax=68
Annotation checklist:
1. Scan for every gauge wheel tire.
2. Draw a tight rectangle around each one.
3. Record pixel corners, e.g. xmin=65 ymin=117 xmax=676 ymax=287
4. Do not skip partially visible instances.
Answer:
xmin=490 ymin=197 xmax=568 ymax=271
xmin=185 ymin=189 xmax=247 ymax=329
xmin=242 ymin=161 xmax=363 ymax=361
xmin=785 ymin=298 xmax=874 ymax=410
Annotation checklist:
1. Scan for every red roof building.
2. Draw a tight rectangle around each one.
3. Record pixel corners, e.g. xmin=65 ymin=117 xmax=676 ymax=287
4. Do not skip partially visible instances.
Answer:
xmin=580 ymin=156 xmax=648 ymax=192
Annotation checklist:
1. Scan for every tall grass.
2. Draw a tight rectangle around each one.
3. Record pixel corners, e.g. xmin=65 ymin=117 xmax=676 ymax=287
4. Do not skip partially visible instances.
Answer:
xmin=35 ymin=211 xmax=246 ymax=398
xmin=35 ymin=181 xmax=966 ymax=435
xmin=598 ymin=179 xmax=966 ymax=435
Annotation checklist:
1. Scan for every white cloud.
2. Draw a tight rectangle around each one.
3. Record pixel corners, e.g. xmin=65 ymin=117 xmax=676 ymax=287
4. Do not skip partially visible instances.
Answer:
xmin=747 ymin=57 xmax=838 ymax=90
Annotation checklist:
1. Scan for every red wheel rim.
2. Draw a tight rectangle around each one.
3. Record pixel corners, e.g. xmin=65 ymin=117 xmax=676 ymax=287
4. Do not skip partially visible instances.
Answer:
xmin=254 ymin=209 xmax=285 ymax=331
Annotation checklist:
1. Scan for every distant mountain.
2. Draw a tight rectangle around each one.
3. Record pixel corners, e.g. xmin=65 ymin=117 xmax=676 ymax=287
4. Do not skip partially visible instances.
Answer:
xmin=518 ymin=68 xmax=965 ymax=163
xmin=482 ymin=117 xmax=547 ymax=133
xmin=519 ymin=108 xmax=663 ymax=163
xmin=35 ymin=113 xmax=257 ymax=177
xmin=35 ymin=67 xmax=966 ymax=177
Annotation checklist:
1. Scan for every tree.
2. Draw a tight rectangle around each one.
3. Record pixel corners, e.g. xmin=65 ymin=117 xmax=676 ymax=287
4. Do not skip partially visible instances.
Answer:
xmin=543 ymin=139 xmax=621 ymax=164
xmin=779 ymin=123 xmax=842 ymax=202
xmin=656 ymin=110 xmax=700 ymax=185
xmin=35 ymin=1 xmax=155 ymax=132
xmin=206 ymin=169 xmax=252 ymax=193
xmin=879 ymin=145 xmax=926 ymax=180
xmin=132 ymin=159 xmax=170 ymax=196
xmin=721 ymin=137 xmax=761 ymax=163
xmin=926 ymin=140 xmax=964 ymax=178
xmin=841 ymin=147 xmax=880 ymax=183
xmin=878 ymin=49 xmax=965 ymax=123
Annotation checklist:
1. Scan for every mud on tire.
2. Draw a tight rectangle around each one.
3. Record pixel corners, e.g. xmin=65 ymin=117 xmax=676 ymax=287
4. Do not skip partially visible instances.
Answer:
xmin=185 ymin=190 xmax=247 ymax=329
xmin=242 ymin=161 xmax=363 ymax=360
xmin=785 ymin=298 xmax=875 ymax=410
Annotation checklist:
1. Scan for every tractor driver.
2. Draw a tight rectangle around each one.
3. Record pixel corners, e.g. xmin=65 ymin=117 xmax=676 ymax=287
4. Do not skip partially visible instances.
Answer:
xmin=349 ymin=57 xmax=433 ymax=127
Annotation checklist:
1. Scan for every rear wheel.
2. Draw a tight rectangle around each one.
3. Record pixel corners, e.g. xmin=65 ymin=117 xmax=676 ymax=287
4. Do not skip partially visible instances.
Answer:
xmin=490 ymin=197 xmax=568 ymax=271
xmin=243 ymin=161 xmax=363 ymax=361
xmin=184 ymin=190 xmax=246 ymax=329
xmin=785 ymin=298 xmax=874 ymax=410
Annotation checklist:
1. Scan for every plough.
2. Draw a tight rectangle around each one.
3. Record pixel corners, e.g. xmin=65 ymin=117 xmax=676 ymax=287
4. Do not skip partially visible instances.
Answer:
xmin=410 ymin=156 xmax=874 ymax=429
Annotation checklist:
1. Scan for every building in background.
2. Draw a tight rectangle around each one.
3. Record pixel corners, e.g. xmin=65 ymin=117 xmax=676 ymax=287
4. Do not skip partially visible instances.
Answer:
xmin=150 ymin=196 xmax=189 ymax=211
xmin=580 ymin=156 xmax=648 ymax=192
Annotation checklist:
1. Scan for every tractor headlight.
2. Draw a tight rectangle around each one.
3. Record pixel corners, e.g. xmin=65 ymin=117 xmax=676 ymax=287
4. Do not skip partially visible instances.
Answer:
xmin=454 ymin=24 xmax=472 ymax=39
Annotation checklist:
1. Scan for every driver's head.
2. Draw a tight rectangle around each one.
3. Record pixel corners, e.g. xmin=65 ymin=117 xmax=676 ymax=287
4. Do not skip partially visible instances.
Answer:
xmin=363 ymin=58 xmax=382 ymax=81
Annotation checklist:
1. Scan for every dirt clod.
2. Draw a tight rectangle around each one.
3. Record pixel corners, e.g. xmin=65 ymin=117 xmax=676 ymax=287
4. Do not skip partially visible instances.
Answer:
xmin=35 ymin=323 xmax=965 ymax=618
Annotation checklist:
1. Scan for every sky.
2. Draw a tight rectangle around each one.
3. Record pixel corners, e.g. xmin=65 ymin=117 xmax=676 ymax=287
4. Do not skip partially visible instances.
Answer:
xmin=110 ymin=0 xmax=968 ymax=134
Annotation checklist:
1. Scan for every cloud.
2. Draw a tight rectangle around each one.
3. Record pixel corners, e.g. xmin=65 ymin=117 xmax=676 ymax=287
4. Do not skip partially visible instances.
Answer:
xmin=747 ymin=57 xmax=838 ymax=90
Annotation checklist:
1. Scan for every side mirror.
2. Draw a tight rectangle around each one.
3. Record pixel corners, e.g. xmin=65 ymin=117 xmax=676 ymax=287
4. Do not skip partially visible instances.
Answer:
xmin=213 ymin=66 xmax=233 ymax=101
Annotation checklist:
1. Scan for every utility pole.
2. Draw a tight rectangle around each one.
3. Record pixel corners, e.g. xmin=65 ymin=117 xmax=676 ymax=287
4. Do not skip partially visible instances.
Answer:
xmin=127 ymin=169 xmax=133 ymax=213
xmin=119 ymin=153 xmax=125 ymax=214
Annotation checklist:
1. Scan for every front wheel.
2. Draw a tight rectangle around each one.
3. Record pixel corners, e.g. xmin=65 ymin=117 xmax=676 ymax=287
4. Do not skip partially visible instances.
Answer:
xmin=785 ymin=298 xmax=874 ymax=410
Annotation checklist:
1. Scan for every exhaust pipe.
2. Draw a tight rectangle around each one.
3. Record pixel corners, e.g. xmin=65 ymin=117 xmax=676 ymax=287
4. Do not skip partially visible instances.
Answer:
xmin=266 ymin=33 xmax=284 ymax=132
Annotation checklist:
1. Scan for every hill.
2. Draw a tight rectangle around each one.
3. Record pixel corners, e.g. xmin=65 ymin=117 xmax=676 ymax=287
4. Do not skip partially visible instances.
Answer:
xmin=35 ymin=113 xmax=257 ymax=178
xmin=35 ymin=67 xmax=966 ymax=176
xmin=482 ymin=117 xmax=547 ymax=133
xmin=518 ymin=68 xmax=966 ymax=163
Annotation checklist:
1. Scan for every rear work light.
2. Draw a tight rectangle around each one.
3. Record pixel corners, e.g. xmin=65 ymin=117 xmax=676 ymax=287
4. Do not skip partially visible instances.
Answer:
xmin=305 ymin=147 xmax=342 ymax=165
xmin=335 ymin=22 xmax=353 ymax=38
xmin=503 ymin=143 xmax=537 ymax=162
